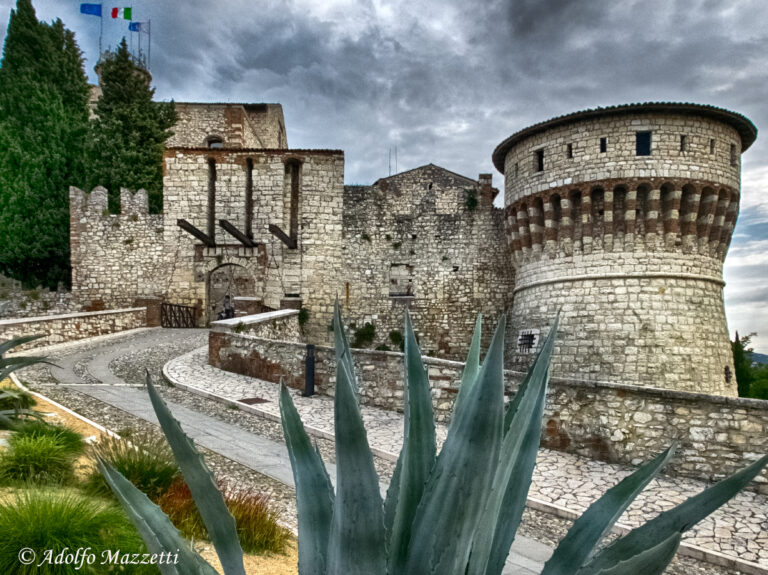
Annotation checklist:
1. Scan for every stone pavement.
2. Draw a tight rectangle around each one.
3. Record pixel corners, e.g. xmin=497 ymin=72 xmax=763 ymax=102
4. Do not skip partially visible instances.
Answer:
xmin=15 ymin=328 xmax=551 ymax=575
xmin=165 ymin=346 xmax=768 ymax=572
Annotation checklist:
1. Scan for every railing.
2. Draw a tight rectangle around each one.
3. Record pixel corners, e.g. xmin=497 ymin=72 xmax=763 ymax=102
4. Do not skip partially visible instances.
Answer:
xmin=160 ymin=303 xmax=197 ymax=328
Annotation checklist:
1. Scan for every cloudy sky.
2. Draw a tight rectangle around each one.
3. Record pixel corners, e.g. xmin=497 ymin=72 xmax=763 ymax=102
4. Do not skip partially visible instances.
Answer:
xmin=1 ymin=0 xmax=767 ymax=351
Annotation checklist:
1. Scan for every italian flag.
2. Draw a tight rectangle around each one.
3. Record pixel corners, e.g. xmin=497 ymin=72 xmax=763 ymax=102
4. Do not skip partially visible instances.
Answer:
xmin=111 ymin=7 xmax=132 ymax=19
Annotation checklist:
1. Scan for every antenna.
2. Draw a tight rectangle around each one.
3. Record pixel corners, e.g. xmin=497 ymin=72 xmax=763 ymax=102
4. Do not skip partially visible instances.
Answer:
xmin=388 ymin=147 xmax=391 ymax=176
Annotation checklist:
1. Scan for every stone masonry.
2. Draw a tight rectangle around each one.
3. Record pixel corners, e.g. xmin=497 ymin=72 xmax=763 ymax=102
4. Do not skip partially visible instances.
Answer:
xmin=493 ymin=103 xmax=756 ymax=395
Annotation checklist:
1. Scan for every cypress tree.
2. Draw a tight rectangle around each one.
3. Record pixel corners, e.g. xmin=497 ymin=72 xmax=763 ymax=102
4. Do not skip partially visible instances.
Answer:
xmin=732 ymin=331 xmax=754 ymax=397
xmin=90 ymin=38 xmax=176 ymax=213
xmin=0 ymin=0 xmax=90 ymax=288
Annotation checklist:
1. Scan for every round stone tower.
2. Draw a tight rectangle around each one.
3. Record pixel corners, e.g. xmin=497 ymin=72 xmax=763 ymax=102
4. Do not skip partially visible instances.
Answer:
xmin=493 ymin=103 xmax=757 ymax=396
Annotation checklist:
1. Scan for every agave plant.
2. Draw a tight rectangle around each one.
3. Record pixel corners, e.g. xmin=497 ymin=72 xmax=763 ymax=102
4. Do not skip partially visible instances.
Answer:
xmin=279 ymin=303 xmax=768 ymax=575
xmin=0 ymin=335 xmax=49 ymax=429
xmin=95 ymin=305 xmax=768 ymax=575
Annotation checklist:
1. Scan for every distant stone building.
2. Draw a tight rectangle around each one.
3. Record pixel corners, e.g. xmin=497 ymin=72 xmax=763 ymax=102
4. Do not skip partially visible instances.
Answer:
xmin=69 ymin=101 xmax=756 ymax=396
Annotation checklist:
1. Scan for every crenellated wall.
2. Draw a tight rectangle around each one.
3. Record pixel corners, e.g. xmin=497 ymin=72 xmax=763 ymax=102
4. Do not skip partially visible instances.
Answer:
xmin=493 ymin=104 xmax=756 ymax=396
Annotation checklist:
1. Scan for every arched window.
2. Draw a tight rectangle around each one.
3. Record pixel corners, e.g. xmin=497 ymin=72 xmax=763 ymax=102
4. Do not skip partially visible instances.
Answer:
xmin=206 ymin=136 xmax=224 ymax=149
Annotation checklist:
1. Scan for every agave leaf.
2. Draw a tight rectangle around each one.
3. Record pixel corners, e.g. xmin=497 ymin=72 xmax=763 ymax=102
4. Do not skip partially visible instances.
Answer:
xmin=0 ymin=335 xmax=42 ymax=356
xmin=451 ymin=314 xmax=482 ymax=424
xmin=145 ymin=374 xmax=246 ymax=575
xmin=579 ymin=452 xmax=768 ymax=574
xmin=98 ymin=460 xmax=220 ymax=575
xmin=0 ymin=411 xmax=16 ymax=430
xmin=333 ymin=301 xmax=357 ymax=394
xmin=403 ymin=316 xmax=507 ymax=575
xmin=279 ymin=383 xmax=334 ymax=575
xmin=542 ymin=444 xmax=677 ymax=575
xmin=387 ymin=310 xmax=437 ymax=574
xmin=468 ymin=314 xmax=559 ymax=575
xmin=383 ymin=449 xmax=403 ymax=543
xmin=0 ymin=356 xmax=56 ymax=381
xmin=326 ymin=307 xmax=387 ymax=575
xmin=578 ymin=531 xmax=682 ymax=575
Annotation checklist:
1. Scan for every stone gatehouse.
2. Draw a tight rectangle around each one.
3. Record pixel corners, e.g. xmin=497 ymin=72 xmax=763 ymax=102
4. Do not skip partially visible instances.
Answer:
xmin=69 ymin=100 xmax=757 ymax=396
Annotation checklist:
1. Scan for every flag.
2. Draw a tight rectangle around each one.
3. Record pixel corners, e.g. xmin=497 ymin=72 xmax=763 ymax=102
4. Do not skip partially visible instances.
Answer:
xmin=111 ymin=7 xmax=132 ymax=19
xmin=128 ymin=21 xmax=141 ymax=32
xmin=80 ymin=3 xmax=102 ymax=17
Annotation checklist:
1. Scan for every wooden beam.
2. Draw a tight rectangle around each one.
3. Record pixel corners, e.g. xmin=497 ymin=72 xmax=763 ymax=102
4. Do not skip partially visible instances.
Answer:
xmin=219 ymin=219 xmax=256 ymax=247
xmin=177 ymin=219 xmax=215 ymax=247
xmin=269 ymin=224 xmax=297 ymax=249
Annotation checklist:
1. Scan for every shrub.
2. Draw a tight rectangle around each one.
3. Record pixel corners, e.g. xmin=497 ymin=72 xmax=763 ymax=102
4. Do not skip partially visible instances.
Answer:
xmin=0 ymin=387 xmax=36 ymax=412
xmin=85 ymin=433 xmax=179 ymax=500
xmin=157 ymin=478 xmax=290 ymax=554
xmin=0 ymin=488 xmax=156 ymax=574
xmin=389 ymin=329 xmax=404 ymax=349
xmin=351 ymin=322 xmax=376 ymax=348
xmin=0 ymin=435 xmax=75 ymax=484
xmin=298 ymin=307 xmax=310 ymax=326
xmin=465 ymin=188 xmax=479 ymax=211
xmin=14 ymin=420 xmax=85 ymax=457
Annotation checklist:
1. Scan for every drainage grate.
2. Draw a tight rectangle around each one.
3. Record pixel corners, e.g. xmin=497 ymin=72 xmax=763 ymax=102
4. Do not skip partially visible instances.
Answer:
xmin=238 ymin=397 xmax=268 ymax=405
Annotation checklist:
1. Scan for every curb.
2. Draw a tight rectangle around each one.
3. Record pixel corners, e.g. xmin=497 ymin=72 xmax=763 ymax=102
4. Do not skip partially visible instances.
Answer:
xmin=163 ymin=355 xmax=768 ymax=575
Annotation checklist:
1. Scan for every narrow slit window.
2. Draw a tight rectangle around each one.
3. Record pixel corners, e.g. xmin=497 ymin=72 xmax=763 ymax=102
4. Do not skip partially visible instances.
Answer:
xmin=599 ymin=137 xmax=607 ymax=153
xmin=514 ymin=162 xmax=519 ymax=177
xmin=636 ymin=131 xmax=652 ymax=156
xmin=730 ymin=144 xmax=737 ymax=166
xmin=535 ymin=149 xmax=544 ymax=172
xmin=207 ymin=158 xmax=217 ymax=240
xmin=710 ymin=138 xmax=715 ymax=154
xmin=567 ymin=143 xmax=573 ymax=158
xmin=680 ymin=135 xmax=687 ymax=152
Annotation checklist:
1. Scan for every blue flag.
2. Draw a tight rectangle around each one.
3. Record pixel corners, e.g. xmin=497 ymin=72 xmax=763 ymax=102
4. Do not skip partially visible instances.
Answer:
xmin=128 ymin=21 xmax=141 ymax=32
xmin=80 ymin=3 xmax=102 ymax=17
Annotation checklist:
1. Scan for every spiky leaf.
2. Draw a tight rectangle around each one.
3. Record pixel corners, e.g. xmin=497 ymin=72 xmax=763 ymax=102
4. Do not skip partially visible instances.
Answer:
xmin=403 ymin=316 xmax=507 ymax=575
xmin=451 ymin=314 xmax=482 ymax=424
xmin=387 ymin=310 xmax=437 ymax=574
xmin=145 ymin=374 xmax=246 ymax=575
xmin=326 ymin=306 xmax=387 ymax=575
xmin=98 ymin=460 xmax=220 ymax=575
xmin=468 ymin=314 xmax=559 ymax=575
xmin=578 ymin=532 xmax=682 ymax=575
xmin=579 ymin=453 xmax=768 ymax=574
xmin=279 ymin=383 xmax=334 ymax=575
xmin=0 ymin=335 xmax=42 ymax=356
xmin=542 ymin=444 xmax=677 ymax=575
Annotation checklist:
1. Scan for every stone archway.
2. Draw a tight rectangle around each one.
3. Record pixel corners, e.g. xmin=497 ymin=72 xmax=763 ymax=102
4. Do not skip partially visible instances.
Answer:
xmin=206 ymin=263 xmax=257 ymax=323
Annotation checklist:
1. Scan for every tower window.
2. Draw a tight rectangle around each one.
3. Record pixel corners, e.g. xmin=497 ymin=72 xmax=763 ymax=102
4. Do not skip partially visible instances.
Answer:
xmin=514 ymin=162 xmax=519 ymax=177
xmin=680 ymin=135 xmax=687 ymax=152
xmin=710 ymin=138 xmax=715 ymax=154
xmin=636 ymin=131 xmax=652 ymax=156
xmin=535 ymin=149 xmax=544 ymax=172
xmin=206 ymin=136 xmax=223 ymax=149
xmin=599 ymin=137 xmax=607 ymax=153
xmin=566 ymin=143 xmax=573 ymax=159
xmin=730 ymin=144 xmax=737 ymax=166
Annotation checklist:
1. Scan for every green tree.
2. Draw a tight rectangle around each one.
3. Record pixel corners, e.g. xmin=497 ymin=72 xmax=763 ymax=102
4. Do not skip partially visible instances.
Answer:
xmin=0 ymin=0 xmax=90 ymax=288
xmin=732 ymin=331 xmax=754 ymax=398
xmin=89 ymin=38 xmax=176 ymax=213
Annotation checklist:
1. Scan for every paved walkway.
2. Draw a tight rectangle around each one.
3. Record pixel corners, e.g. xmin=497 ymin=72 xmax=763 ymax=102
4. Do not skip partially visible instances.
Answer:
xmin=15 ymin=329 xmax=551 ymax=575
xmin=164 ymin=347 xmax=768 ymax=571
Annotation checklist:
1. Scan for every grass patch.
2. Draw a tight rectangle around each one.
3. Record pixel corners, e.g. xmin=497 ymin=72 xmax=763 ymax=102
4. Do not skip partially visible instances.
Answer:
xmin=14 ymin=421 xmax=85 ymax=458
xmin=157 ymin=478 xmax=291 ymax=554
xmin=0 ymin=435 xmax=76 ymax=484
xmin=0 ymin=388 xmax=36 ymax=412
xmin=84 ymin=433 xmax=179 ymax=500
xmin=0 ymin=488 xmax=156 ymax=574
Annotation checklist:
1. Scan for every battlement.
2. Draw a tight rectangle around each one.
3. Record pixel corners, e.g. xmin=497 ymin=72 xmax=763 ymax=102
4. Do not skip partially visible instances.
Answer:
xmin=69 ymin=186 xmax=152 ymax=217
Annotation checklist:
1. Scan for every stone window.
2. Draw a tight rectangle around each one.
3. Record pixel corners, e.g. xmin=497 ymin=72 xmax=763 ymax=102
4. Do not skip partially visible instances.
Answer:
xmin=710 ymin=138 xmax=716 ymax=154
xmin=514 ymin=162 xmax=519 ymax=177
xmin=599 ymin=137 xmax=607 ymax=153
xmin=535 ymin=149 xmax=544 ymax=172
xmin=635 ymin=131 xmax=652 ymax=156
xmin=206 ymin=136 xmax=224 ymax=149
xmin=207 ymin=158 xmax=217 ymax=240
xmin=389 ymin=264 xmax=414 ymax=296
xmin=680 ymin=135 xmax=688 ymax=152
xmin=730 ymin=144 xmax=737 ymax=166
xmin=566 ymin=143 xmax=573 ymax=159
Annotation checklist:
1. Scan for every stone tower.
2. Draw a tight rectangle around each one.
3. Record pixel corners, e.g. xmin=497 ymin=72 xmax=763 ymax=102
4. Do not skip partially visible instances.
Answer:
xmin=494 ymin=103 xmax=757 ymax=396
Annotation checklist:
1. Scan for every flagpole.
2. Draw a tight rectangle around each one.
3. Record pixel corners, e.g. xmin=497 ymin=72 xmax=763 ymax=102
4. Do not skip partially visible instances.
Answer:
xmin=99 ymin=9 xmax=103 ymax=58
xmin=147 ymin=20 xmax=151 ymax=70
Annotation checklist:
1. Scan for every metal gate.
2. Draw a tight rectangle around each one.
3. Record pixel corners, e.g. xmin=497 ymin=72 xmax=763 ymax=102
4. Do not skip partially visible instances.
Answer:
xmin=160 ymin=303 xmax=197 ymax=328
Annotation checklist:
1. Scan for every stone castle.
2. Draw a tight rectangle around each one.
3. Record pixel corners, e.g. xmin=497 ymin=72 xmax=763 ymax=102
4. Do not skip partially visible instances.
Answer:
xmin=69 ymin=100 xmax=757 ymax=397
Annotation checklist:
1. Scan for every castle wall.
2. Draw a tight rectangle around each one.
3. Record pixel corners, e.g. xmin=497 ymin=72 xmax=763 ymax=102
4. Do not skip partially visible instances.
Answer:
xmin=498 ymin=109 xmax=747 ymax=395
xmin=69 ymin=187 xmax=170 ymax=309
xmin=167 ymin=103 xmax=287 ymax=149
xmin=162 ymin=148 xmax=344 ymax=339
xmin=341 ymin=165 xmax=515 ymax=359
